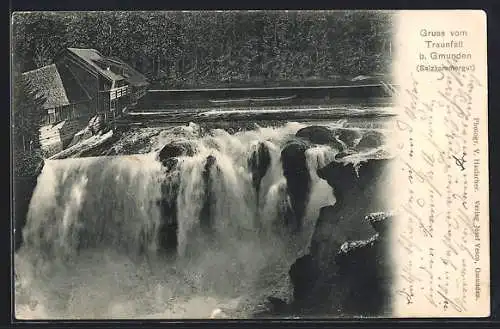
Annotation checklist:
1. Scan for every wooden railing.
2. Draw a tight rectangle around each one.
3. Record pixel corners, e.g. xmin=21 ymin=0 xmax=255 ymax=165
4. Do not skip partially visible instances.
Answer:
xmin=109 ymin=85 xmax=130 ymax=100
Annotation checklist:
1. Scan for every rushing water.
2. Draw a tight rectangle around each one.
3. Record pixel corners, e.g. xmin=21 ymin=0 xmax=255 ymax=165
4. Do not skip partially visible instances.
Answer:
xmin=14 ymin=120 xmax=391 ymax=319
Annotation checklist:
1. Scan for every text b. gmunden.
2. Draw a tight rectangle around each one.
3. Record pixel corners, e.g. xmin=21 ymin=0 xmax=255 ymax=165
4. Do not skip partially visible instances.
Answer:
xmin=429 ymin=52 xmax=472 ymax=61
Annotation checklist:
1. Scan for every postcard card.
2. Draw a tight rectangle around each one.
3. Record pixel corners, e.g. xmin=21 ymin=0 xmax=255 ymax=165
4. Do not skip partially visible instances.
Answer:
xmin=11 ymin=10 xmax=489 ymax=319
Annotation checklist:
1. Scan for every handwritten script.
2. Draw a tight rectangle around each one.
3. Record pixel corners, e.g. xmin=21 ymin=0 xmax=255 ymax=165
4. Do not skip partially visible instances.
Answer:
xmin=392 ymin=11 xmax=489 ymax=317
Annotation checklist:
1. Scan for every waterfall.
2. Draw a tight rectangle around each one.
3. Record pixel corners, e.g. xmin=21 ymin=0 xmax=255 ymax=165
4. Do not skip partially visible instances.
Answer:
xmin=15 ymin=122 xmax=349 ymax=319
xmin=22 ymin=155 xmax=164 ymax=260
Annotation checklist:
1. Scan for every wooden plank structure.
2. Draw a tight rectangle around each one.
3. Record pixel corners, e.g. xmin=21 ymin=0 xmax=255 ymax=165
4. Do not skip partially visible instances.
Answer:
xmin=22 ymin=48 xmax=150 ymax=157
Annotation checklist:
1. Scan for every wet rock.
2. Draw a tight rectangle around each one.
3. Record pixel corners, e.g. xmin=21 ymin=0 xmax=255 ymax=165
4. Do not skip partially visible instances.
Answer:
xmin=290 ymin=218 xmax=392 ymax=316
xmin=313 ymin=158 xmax=392 ymax=263
xmin=289 ymin=254 xmax=319 ymax=302
xmin=200 ymin=155 xmax=218 ymax=233
xmin=204 ymin=155 xmax=217 ymax=172
xmin=157 ymin=171 xmax=181 ymax=254
xmin=280 ymin=140 xmax=311 ymax=231
xmin=289 ymin=158 xmax=394 ymax=316
xmin=295 ymin=125 xmax=344 ymax=150
xmin=356 ymin=131 xmax=385 ymax=150
xmin=334 ymin=213 xmax=394 ymax=315
xmin=334 ymin=128 xmax=362 ymax=148
xmin=162 ymin=158 xmax=179 ymax=172
xmin=158 ymin=141 xmax=196 ymax=167
xmin=296 ymin=126 xmax=332 ymax=144
xmin=309 ymin=206 xmax=347 ymax=267
xmin=317 ymin=158 xmax=391 ymax=207
xmin=365 ymin=211 xmax=393 ymax=236
xmin=248 ymin=142 xmax=271 ymax=195
xmin=266 ymin=297 xmax=290 ymax=314
xmin=338 ymin=233 xmax=380 ymax=256
xmin=334 ymin=232 xmax=389 ymax=316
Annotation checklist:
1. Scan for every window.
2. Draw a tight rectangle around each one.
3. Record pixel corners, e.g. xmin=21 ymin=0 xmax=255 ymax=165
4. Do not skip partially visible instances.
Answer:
xmin=110 ymin=99 xmax=116 ymax=111
xmin=44 ymin=110 xmax=57 ymax=124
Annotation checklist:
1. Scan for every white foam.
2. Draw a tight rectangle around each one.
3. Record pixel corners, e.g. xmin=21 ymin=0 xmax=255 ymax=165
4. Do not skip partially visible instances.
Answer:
xmin=15 ymin=122 xmax=389 ymax=319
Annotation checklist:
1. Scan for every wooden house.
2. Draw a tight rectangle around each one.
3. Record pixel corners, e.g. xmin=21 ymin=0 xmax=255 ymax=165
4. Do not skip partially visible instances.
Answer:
xmin=22 ymin=48 xmax=149 ymax=156
xmin=57 ymin=48 xmax=149 ymax=121
xmin=22 ymin=63 xmax=93 ymax=155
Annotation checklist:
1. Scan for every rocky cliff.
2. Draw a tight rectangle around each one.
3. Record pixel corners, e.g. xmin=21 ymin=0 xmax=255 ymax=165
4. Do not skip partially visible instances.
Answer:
xmin=288 ymin=157 xmax=394 ymax=317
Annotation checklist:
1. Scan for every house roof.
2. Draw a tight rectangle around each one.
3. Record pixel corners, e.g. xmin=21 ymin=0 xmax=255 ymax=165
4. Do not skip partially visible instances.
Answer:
xmin=22 ymin=64 xmax=90 ymax=110
xmin=67 ymin=48 xmax=124 ymax=82
xmin=107 ymin=56 xmax=149 ymax=87
xmin=57 ymin=62 xmax=92 ymax=101
xmin=67 ymin=48 xmax=149 ymax=87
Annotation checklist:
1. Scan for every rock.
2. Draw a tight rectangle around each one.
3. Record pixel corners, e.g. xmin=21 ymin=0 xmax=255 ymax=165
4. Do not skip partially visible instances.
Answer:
xmin=157 ymin=171 xmax=181 ymax=254
xmin=334 ymin=128 xmax=362 ymax=148
xmin=280 ymin=140 xmax=311 ymax=231
xmin=248 ymin=142 xmax=271 ymax=195
xmin=295 ymin=125 xmax=344 ymax=150
xmin=356 ymin=131 xmax=385 ymax=150
xmin=200 ymin=155 xmax=218 ymax=233
xmin=291 ymin=216 xmax=392 ymax=316
xmin=204 ymin=155 xmax=217 ymax=172
xmin=308 ymin=206 xmax=347 ymax=267
xmin=317 ymin=158 xmax=391 ymax=207
xmin=334 ymin=233 xmax=390 ymax=316
xmin=266 ymin=297 xmax=290 ymax=314
xmin=162 ymin=158 xmax=179 ymax=172
xmin=338 ymin=233 xmax=379 ymax=256
xmin=314 ymin=158 xmax=391 ymax=255
xmin=296 ymin=126 xmax=332 ymax=144
xmin=365 ymin=212 xmax=394 ymax=236
xmin=289 ymin=254 xmax=319 ymax=303
xmin=158 ymin=141 xmax=196 ymax=167
xmin=334 ymin=212 xmax=394 ymax=315
xmin=288 ymin=157 xmax=394 ymax=316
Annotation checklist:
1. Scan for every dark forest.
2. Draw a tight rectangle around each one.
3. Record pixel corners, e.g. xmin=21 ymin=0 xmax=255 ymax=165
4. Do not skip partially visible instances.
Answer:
xmin=12 ymin=11 xmax=393 ymax=88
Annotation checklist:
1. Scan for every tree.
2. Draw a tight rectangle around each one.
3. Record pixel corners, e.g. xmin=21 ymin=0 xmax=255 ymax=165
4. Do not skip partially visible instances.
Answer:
xmin=17 ymin=13 xmax=67 ymax=69
xmin=12 ymin=71 xmax=43 ymax=152
xmin=12 ymin=11 xmax=394 ymax=89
